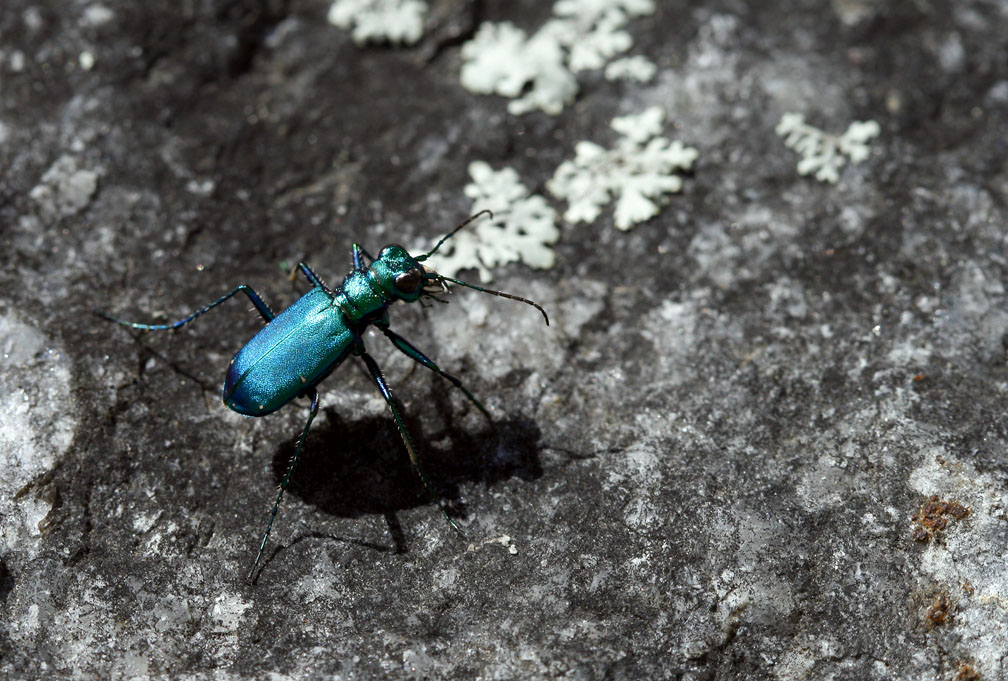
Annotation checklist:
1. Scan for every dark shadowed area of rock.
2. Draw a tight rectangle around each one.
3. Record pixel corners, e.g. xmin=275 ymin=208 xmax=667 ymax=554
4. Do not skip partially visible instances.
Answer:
xmin=2 ymin=1 xmax=1007 ymax=679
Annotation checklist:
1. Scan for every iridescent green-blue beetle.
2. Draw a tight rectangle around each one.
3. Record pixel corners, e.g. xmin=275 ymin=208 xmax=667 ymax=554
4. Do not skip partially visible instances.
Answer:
xmin=96 ymin=212 xmax=548 ymax=580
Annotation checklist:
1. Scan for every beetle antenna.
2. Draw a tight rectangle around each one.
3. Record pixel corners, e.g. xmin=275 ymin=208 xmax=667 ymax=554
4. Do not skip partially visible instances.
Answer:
xmin=416 ymin=210 xmax=493 ymax=261
xmin=435 ymin=275 xmax=549 ymax=326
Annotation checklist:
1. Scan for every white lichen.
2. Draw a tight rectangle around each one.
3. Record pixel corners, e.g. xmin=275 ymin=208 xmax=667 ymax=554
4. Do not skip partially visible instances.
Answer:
xmin=460 ymin=0 xmax=656 ymax=115
xmin=776 ymin=112 xmax=881 ymax=183
xmin=547 ymin=106 xmax=698 ymax=230
xmin=604 ymin=54 xmax=658 ymax=82
xmin=423 ymin=161 xmax=559 ymax=282
xmin=327 ymin=0 xmax=427 ymax=46
xmin=460 ymin=22 xmax=577 ymax=116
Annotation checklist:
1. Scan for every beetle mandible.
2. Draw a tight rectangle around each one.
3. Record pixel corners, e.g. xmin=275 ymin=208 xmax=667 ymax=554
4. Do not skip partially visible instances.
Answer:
xmin=96 ymin=211 xmax=548 ymax=580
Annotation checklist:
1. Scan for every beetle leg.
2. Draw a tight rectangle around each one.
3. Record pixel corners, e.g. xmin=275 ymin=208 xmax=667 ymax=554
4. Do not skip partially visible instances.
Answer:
xmin=358 ymin=345 xmax=464 ymax=536
xmin=296 ymin=262 xmax=326 ymax=290
xmin=377 ymin=325 xmax=490 ymax=419
xmin=95 ymin=284 xmax=275 ymax=330
xmin=247 ymin=389 xmax=320 ymax=582
xmin=351 ymin=243 xmax=376 ymax=271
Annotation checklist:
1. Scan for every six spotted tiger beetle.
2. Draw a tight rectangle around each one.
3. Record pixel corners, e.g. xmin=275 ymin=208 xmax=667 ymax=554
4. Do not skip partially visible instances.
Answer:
xmin=96 ymin=211 xmax=548 ymax=581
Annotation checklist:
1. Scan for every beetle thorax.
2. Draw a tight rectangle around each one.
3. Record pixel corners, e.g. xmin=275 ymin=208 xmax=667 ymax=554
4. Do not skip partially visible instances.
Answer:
xmin=333 ymin=270 xmax=391 ymax=324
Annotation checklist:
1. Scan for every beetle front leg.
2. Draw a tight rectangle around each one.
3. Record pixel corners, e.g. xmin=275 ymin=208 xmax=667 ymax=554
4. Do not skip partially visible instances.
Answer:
xmin=351 ymin=243 xmax=376 ymax=271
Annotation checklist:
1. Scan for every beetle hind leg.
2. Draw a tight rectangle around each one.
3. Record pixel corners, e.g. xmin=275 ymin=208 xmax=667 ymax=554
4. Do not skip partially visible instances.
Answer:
xmin=358 ymin=345 xmax=463 ymax=536
xmin=247 ymin=389 xmax=320 ymax=582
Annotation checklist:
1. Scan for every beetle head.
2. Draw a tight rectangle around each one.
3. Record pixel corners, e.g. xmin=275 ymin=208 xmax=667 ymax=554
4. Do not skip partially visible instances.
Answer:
xmin=371 ymin=244 xmax=438 ymax=303
xmin=370 ymin=218 xmax=549 ymax=325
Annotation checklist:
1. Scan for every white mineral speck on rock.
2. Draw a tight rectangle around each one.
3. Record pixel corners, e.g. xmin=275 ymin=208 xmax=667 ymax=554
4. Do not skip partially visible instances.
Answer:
xmin=81 ymin=4 xmax=114 ymax=26
xmin=29 ymin=155 xmax=99 ymax=217
xmin=0 ymin=314 xmax=75 ymax=557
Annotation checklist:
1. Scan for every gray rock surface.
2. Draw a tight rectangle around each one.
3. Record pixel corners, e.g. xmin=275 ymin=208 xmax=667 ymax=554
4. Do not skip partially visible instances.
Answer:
xmin=2 ymin=1 xmax=1007 ymax=679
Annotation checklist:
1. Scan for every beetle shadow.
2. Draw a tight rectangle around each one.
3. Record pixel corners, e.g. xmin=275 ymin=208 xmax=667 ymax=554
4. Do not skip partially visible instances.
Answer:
xmin=270 ymin=405 xmax=543 ymax=533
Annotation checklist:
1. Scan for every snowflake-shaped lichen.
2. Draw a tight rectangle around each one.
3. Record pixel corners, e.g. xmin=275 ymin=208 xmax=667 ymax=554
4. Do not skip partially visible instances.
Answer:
xmin=776 ymin=112 xmax=880 ymax=183
xmin=553 ymin=0 xmax=651 ymax=72
xmin=460 ymin=22 xmax=577 ymax=116
xmin=423 ymin=162 xmax=559 ymax=282
xmin=547 ymin=107 xmax=698 ymax=230
xmin=604 ymin=55 xmax=657 ymax=82
xmin=327 ymin=0 xmax=427 ymax=45
xmin=459 ymin=0 xmax=656 ymax=115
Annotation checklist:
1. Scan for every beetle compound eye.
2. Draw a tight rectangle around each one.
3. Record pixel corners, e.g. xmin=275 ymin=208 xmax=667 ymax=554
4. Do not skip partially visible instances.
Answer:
xmin=394 ymin=268 xmax=423 ymax=293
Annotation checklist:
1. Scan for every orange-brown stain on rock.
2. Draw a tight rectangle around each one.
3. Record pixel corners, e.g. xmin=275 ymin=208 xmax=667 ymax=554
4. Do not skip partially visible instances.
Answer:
xmin=953 ymin=661 xmax=981 ymax=681
xmin=925 ymin=591 xmax=954 ymax=628
xmin=911 ymin=496 xmax=970 ymax=542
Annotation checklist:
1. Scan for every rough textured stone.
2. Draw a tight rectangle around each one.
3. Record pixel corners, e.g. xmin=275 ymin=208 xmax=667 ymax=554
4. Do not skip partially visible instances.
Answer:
xmin=2 ymin=1 xmax=1007 ymax=679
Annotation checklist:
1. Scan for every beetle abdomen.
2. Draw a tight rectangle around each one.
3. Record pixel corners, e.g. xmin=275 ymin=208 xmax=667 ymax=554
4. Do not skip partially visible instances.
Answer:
xmin=223 ymin=287 xmax=353 ymax=416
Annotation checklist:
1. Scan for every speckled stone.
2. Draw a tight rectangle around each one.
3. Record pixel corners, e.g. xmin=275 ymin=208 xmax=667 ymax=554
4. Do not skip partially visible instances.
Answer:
xmin=2 ymin=1 xmax=1007 ymax=679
